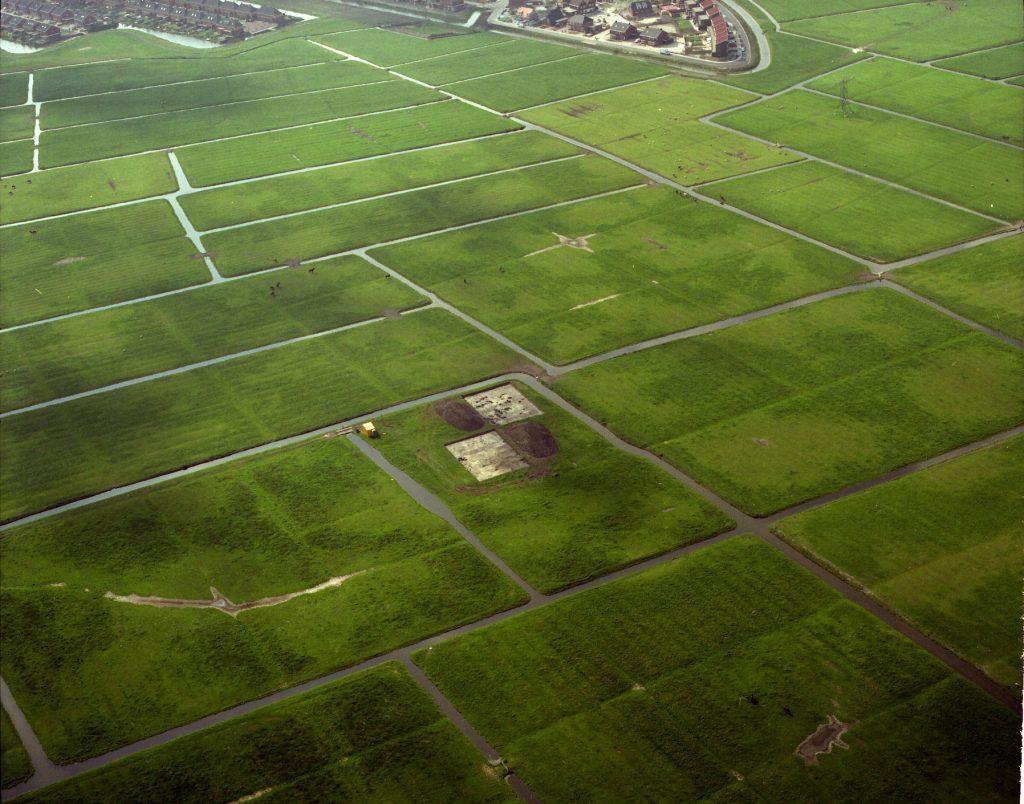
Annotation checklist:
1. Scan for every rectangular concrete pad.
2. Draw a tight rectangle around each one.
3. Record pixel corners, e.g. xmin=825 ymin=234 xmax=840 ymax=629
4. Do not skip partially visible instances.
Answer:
xmin=464 ymin=384 xmax=543 ymax=426
xmin=447 ymin=432 xmax=528 ymax=481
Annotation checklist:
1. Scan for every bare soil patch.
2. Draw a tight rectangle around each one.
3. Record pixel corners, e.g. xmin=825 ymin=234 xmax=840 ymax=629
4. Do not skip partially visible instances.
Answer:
xmin=436 ymin=398 xmax=486 ymax=431
xmin=502 ymin=420 xmax=558 ymax=459
xmin=795 ymin=714 xmax=851 ymax=765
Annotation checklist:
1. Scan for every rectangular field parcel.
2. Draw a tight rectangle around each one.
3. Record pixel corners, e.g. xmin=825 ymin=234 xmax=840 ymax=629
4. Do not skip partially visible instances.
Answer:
xmin=181 ymin=130 xmax=578 ymax=231
xmin=314 ymin=29 xmax=507 ymax=67
xmin=555 ymin=289 xmax=1024 ymax=515
xmin=202 ymin=156 xmax=640 ymax=276
xmin=371 ymin=382 xmax=732 ymax=591
xmin=372 ymin=186 xmax=862 ymax=364
xmin=0 ymin=439 xmax=525 ymax=761
xmin=416 ymin=537 xmax=1020 ymax=801
xmin=176 ymin=100 xmax=520 ymax=186
xmin=399 ymin=39 xmax=576 ymax=85
xmin=19 ymin=665 xmax=514 ymax=803
xmin=40 ymin=79 xmax=439 ymax=167
xmin=521 ymin=77 xmax=797 ymax=185
xmin=447 ymin=55 xmax=666 ymax=112
xmin=716 ymin=89 xmax=1024 ymax=220
xmin=1 ymin=200 xmax=206 ymax=327
xmin=0 ymin=255 xmax=426 ymax=413
xmin=0 ymin=308 xmax=520 ymax=522
xmin=0 ymin=105 xmax=34 ymax=142
xmin=775 ymin=436 xmax=1024 ymax=690
xmin=705 ymin=161 xmax=996 ymax=262
xmin=0 ymin=71 xmax=28 ymax=106
xmin=934 ymin=42 xmax=1024 ymax=79
xmin=0 ymin=139 xmax=34 ymax=177
xmin=722 ymin=32 xmax=867 ymax=95
xmin=19 ymin=665 xmax=513 ymax=803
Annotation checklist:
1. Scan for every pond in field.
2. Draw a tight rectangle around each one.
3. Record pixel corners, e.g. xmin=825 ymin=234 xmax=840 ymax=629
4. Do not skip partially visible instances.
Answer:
xmin=0 ymin=39 xmax=42 ymax=53
xmin=116 ymin=24 xmax=220 ymax=48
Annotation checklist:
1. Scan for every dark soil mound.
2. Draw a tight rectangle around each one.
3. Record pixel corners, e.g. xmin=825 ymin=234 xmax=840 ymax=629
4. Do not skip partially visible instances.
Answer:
xmin=436 ymin=399 xmax=486 ymax=431
xmin=503 ymin=421 xmax=558 ymax=459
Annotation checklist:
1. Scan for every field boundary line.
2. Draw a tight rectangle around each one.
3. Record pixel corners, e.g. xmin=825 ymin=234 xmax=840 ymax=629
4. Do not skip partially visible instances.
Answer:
xmin=384 ymin=39 xmax=512 ymax=69
xmin=508 ymin=74 xmax=671 ymax=114
xmin=429 ymin=51 xmax=583 ymax=88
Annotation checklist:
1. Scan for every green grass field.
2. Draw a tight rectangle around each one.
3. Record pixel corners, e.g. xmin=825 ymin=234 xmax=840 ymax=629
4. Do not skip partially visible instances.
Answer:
xmin=1 ymin=707 xmax=31 ymax=789
xmin=0 ymin=255 xmax=426 ymax=412
xmin=0 ymin=138 xmax=33 ymax=177
xmin=415 ymin=536 xmax=1020 ymax=801
xmin=40 ymin=78 xmax=438 ymax=167
xmin=753 ymin=0 xmax=924 ymax=21
xmin=19 ymin=665 xmax=513 ymax=803
xmin=203 ymin=156 xmax=640 ymax=276
xmin=40 ymin=60 xmax=389 ymax=129
xmin=0 ymin=105 xmax=34 ymax=142
xmin=30 ymin=37 xmax=341 ymax=101
xmin=521 ymin=77 xmax=798 ymax=185
xmin=722 ymin=32 xmax=868 ymax=95
xmin=181 ymin=130 xmax=577 ymax=231
xmin=399 ymin=39 xmax=576 ymax=85
xmin=372 ymin=186 xmax=862 ymax=364
xmin=0 ymin=152 xmax=177 ymax=224
xmin=775 ymin=436 xmax=1023 ymax=690
xmin=556 ymin=289 xmax=1024 ymax=515
xmin=934 ymin=42 xmax=1024 ymax=79
xmin=1 ymin=200 xmax=206 ymax=327
xmin=0 ymin=71 xmax=29 ymax=106
xmin=889 ymin=234 xmax=1024 ymax=340
xmin=716 ymin=89 xmax=1024 ymax=220
xmin=448 ymin=54 xmax=666 ymax=112
xmin=176 ymin=100 xmax=519 ymax=186
xmin=705 ymin=161 xmax=996 ymax=262
xmin=0 ymin=439 xmax=525 ymax=761
xmin=371 ymin=382 xmax=732 ymax=592
xmin=0 ymin=308 xmax=520 ymax=522
xmin=784 ymin=0 xmax=1024 ymax=61
xmin=314 ymin=28 xmax=507 ymax=67
xmin=808 ymin=57 xmax=1024 ymax=145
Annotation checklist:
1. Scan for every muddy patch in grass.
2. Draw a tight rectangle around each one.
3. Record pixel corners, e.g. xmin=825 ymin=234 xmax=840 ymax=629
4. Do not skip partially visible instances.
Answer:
xmin=54 ymin=256 xmax=86 ymax=266
xmin=502 ymin=420 xmax=558 ymax=459
xmin=795 ymin=714 xmax=851 ymax=765
xmin=436 ymin=398 xmax=486 ymax=431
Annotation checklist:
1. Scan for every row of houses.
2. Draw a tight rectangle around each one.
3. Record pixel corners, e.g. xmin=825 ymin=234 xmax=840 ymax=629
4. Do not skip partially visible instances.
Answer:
xmin=683 ymin=0 xmax=729 ymax=55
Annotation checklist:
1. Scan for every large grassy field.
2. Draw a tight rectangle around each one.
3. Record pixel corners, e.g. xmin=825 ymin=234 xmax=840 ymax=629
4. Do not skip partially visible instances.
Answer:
xmin=0 ymin=139 xmax=33 ymax=177
xmin=371 ymin=382 xmax=732 ymax=592
xmin=784 ymin=0 xmax=1024 ymax=61
xmin=41 ymin=60 xmax=389 ymax=129
xmin=753 ymin=0 xmax=924 ymax=21
xmin=0 ymin=308 xmax=520 ymax=522
xmin=522 ymin=77 xmax=798 ymax=185
xmin=705 ymin=161 xmax=996 ymax=262
xmin=416 ymin=536 xmax=1020 ymax=801
xmin=447 ymin=54 xmax=666 ymax=113
xmin=0 ymin=71 xmax=28 ymax=106
xmin=775 ymin=436 xmax=1023 ymax=691
xmin=0 ymin=439 xmax=525 ymax=761
xmin=314 ymin=28 xmax=507 ymax=67
xmin=722 ymin=31 xmax=867 ymax=95
xmin=0 ymin=152 xmax=177 ymax=225
xmin=1 ymin=707 xmax=31 ymax=789
xmin=203 ymin=156 xmax=640 ymax=276
xmin=889 ymin=234 xmax=1024 ymax=340
xmin=176 ymin=100 xmax=519 ymax=186
xmin=372 ymin=186 xmax=862 ymax=364
xmin=808 ymin=57 xmax=1024 ymax=145
xmin=30 ymin=37 xmax=341 ymax=101
xmin=716 ymin=89 xmax=1024 ymax=220
xmin=40 ymin=78 xmax=437 ymax=167
xmin=934 ymin=42 xmax=1024 ymax=79
xmin=2 ymin=200 xmax=206 ymax=327
xmin=555 ymin=289 xmax=1024 ymax=515
xmin=0 ymin=105 xmax=34 ymax=142
xmin=399 ymin=39 xmax=576 ymax=85
xmin=20 ymin=664 xmax=514 ymax=803
xmin=0 ymin=255 xmax=426 ymax=412
xmin=181 ymin=130 xmax=577 ymax=231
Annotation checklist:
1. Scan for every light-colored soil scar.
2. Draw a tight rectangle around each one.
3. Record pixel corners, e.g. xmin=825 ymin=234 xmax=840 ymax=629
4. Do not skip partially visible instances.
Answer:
xmin=795 ymin=714 xmax=851 ymax=765
xmin=102 ymin=572 xmax=365 ymax=617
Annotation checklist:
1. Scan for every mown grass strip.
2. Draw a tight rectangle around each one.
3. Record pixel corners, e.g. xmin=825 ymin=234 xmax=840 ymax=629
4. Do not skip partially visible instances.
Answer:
xmin=39 ymin=79 xmax=437 ymax=168
xmin=415 ymin=536 xmax=1020 ymax=801
xmin=775 ymin=435 xmax=1024 ymax=691
xmin=0 ymin=255 xmax=426 ymax=413
xmin=177 ymin=100 xmax=518 ymax=187
xmin=2 ymin=200 xmax=206 ymax=327
xmin=0 ymin=308 xmax=521 ymax=522
xmin=181 ymin=130 xmax=578 ymax=231
xmin=0 ymin=71 xmax=29 ymax=107
xmin=0 ymin=138 xmax=33 ymax=177
xmin=41 ymin=60 xmax=389 ymax=130
xmin=0 ymin=151 xmax=177 ymax=224
xmin=0 ymin=105 xmax=34 ymax=142
xmin=706 ymin=161 xmax=997 ymax=262
xmin=556 ymin=289 xmax=1024 ymax=515
xmin=715 ymin=89 xmax=1024 ymax=220
xmin=1 ymin=437 xmax=526 ymax=762
xmin=203 ymin=156 xmax=640 ymax=276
